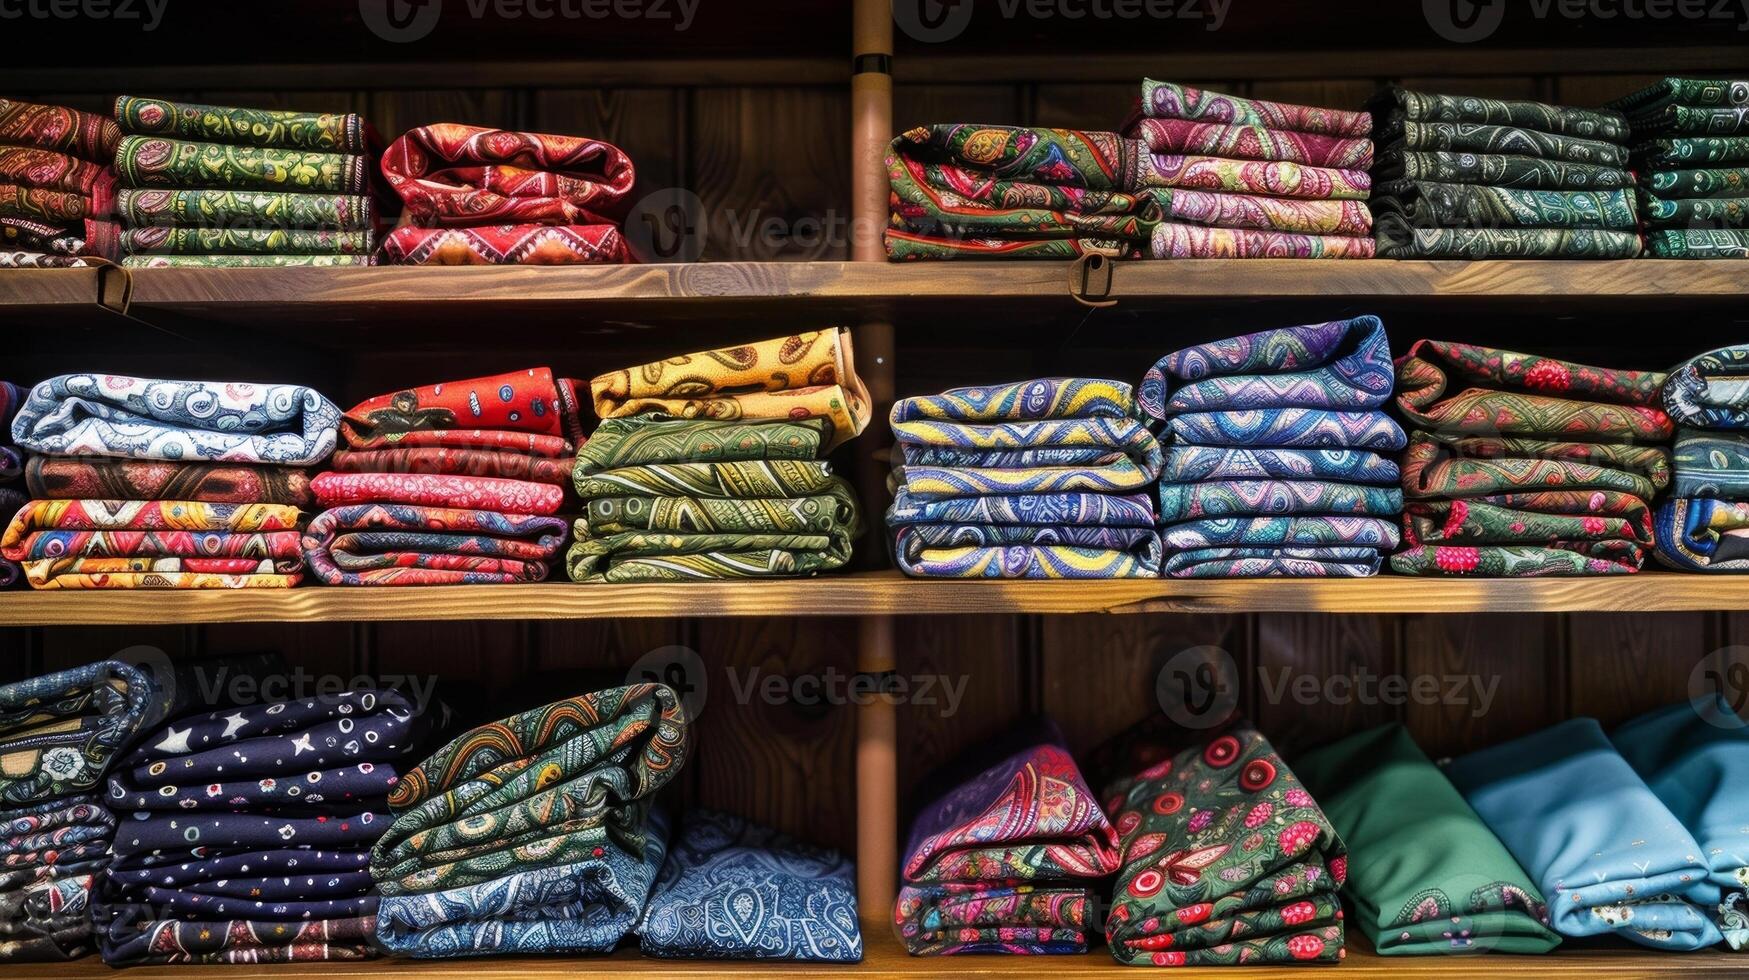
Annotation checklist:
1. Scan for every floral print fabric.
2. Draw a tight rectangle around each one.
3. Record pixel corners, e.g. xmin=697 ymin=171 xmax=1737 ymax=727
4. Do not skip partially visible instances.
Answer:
xmin=1099 ymin=722 xmax=1346 ymax=966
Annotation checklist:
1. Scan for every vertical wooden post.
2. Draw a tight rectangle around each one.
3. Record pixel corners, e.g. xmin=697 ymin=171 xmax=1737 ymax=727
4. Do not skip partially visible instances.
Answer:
xmin=852 ymin=0 xmax=899 ymax=927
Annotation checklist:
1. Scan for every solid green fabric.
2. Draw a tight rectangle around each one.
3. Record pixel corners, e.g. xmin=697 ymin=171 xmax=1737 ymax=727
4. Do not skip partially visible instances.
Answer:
xmin=1293 ymin=724 xmax=1562 ymax=956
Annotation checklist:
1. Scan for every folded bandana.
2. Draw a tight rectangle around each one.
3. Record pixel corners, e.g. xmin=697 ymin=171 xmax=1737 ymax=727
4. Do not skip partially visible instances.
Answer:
xmin=1141 ymin=315 xmax=1393 ymax=419
xmin=1294 ymin=724 xmax=1559 ymax=955
xmin=25 ymin=457 xmax=312 ymax=506
xmin=1612 ymin=698 xmax=1749 ymax=951
xmin=380 ymin=223 xmax=630 ymax=265
xmin=0 ymin=98 xmax=119 ymax=161
xmin=373 ymin=684 xmax=687 ymax=957
xmin=1665 ymin=345 xmax=1749 ymax=430
xmin=638 ymin=808 xmax=862 ymax=962
xmin=1135 ymin=79 xmax=1372 ymax=138
xmin=896 ymin=721 xmax=1120 ymax=955
xmin=301 ymin=504 xmax=566 ymax=586
xmin=1372 ymin=87 xmax=1629 ymax=143
xmin=1099 ymin=722 xmax=1347 ymax=966
xmin=115 ymin=96 xmax=372 ymax=153
xmin=381 ymin=123 xmax=635 ymax=226
xmin=1 ymin=500 xmax=305 ymax=590
xmin=0 ymin=661 xmax=169 ymax=804
xmin=1446 ymin=718 xmax=1721 ymax=950
xmin=13 ymin=374 xmax=340 ymax=466
xmin=114 ymin=136 xmax=371 ymax=195
xmin=115 ymin=187 xmax=374 ymax=230
xmin=0 ymin=795 xmax=113 ymax=961
xmin=341 ymin=367 xmax=585 ymax=452
xmin=590 ymin=330 xmax=871 ymax=450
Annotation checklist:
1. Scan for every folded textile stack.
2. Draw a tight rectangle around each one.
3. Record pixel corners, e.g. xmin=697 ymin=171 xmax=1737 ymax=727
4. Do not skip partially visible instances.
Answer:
xmin=2 ymin=374 xmax=338 ymax=588
xmin=0 ymin=383 xmax=25 ymax=588
xmin=886 ymin=378 xmax=1162 ymax=577
xmin=112 ymin=96 xmax=378 ymax=268
xmin=570 ymin=330 xmax=868 ymax=581
xmin=0 ymin=97 xmax=119 ymax=267
xmin=372 ymin=683 xmax=686 ymax=957
xmin=1294 ymin=723 xmax=1560 ymax=955
xmin=0 ymin=660 xmax=171 ymax=961
xmin=301 ymin=369 xmax=580 ymax=585
xmin=1141 ymin=316 xmax=1405 ymax=577
xmin=637 ymin=808 xmax=862 ymax=961
xmin=95 ymin=688 xmax=436 ymax=964
xmin=1612 ymin=698 xmax=1749 ymax=950
xmin=1447 ymin=717 xmax=1724 ymax=950
xmin=1609 ymin=78 xmax=1749 ymax=258
xmin=895 ymin=721 xmax=1119 ymax=955
xmin=1392 ymin=341 xmax=1673 ymax=576
xmin=1122 ymin=79 xmax=1376 ymax=258
xmin=379 ymin=124 xmax=634 ymax=265
xmin=1098 ymin=721 xmax=1346 ymax=966
xmin=1657 ymin=345 xmax=1749 ymax=570
xmin=885 ymin=84 xmax=1374 ymax=263
xmin=1369 ymin=87 xmax=1641 ymax=258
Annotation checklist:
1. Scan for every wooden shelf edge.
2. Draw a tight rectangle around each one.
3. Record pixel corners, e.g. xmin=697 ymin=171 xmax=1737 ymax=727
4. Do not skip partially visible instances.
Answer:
xmin=1 ymin=573 xmax=1747 ymax=625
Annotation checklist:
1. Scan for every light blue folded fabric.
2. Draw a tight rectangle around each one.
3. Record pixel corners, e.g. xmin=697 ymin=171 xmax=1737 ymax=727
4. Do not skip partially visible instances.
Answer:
xmin=1613 ymin=698 xmax=1749 ymax=950
xmin=1446 ymin=718 xmax=1722 ymax=950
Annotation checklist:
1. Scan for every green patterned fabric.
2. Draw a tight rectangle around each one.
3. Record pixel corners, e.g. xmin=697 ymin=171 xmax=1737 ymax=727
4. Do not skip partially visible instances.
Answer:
xmin=1375 ymin=226 xmax=1640 ymax=259
xmin=1646 ymin=228 xmax=1749 ymax=258
xmin=1645 ymin=166 xmax=1749 ymax=197
xmin=1609 ymin=78 xmax=1749 ymax=115
xmin=1098 ymin=722 xmax=1346 ymax=966
xmin=1372 ymin=181 xmax=1636 ymax=230
xmin=1372 ymin=149 xmax=1631 ymax=189
xmin=114 ymin=135 xmax=369 ymax=194
xmin=119 ymin=254 xmax=372 ymax=268
xmin=115 ymin=188 xmax=373 ymax=230
xmin=567 ymin=417 xmax=860 ymax=582
xmin=1385 ymin=120 xmax=1627 ymax=166
xmin=119 ymin=227 xmax=371 ymax=256
xmin=115 ymin=96 xmax=371 ymax=153
xmin=1294 ymin=724 xmax=1560 ymax=956
xmin=1373 ymin=87 xmax=1629 ymax=142
xmin=1634 ymin=136 xmax=1749 ymax=167
xmin=1642 ymin=194 xmax=1749 ymax=228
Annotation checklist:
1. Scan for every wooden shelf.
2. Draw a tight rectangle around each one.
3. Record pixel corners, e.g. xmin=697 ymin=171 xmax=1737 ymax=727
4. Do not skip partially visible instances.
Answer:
xmin=15 ymin=931 xmax=1744 ymax=978
xmin=4 ymin=571 xmax=1749 ymax=625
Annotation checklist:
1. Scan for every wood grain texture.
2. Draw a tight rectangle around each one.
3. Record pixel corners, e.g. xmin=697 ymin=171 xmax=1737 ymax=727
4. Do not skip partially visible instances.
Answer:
xmin=1565 ymin=614 xmax=1710 ymax=725
xmin=1401 ymin=614 xmax=1562 ymax=758
xmin=894 ymin=615 xmax=1024 ymax=802
xmin=689 ymin=88 xmax=849 ymax=261
xmin=11 ymin=929 xmax=1746 ymax=977
xmin=1253 ymin=613 xmax=1394 ymax=753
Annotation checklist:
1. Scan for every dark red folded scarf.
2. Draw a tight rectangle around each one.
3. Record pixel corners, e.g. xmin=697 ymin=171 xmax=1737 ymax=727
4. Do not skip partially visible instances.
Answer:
xmin=0 ymin=99 xmax=120 ymax=163
xmin=379 ymin=224 xmax=628 ymax=266
xmin=381 ymin=124 xmax=635 ymax=227
xmin=331 ymin=447 xmax=573 ymax=485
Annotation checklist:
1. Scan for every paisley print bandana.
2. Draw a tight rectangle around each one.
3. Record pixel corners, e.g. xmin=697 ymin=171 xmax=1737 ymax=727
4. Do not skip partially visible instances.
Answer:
xmin=114 ymin=135 xmax=371 ymax=195
xmin=0 ymin=795 xmax=113 ymax=962
xmin=1160 ymin=546 xmax=1383 ymax=578
xmin=25 ymin=457 xmax=311 ymax=506
xmin=590 ymin=330 xmax=871 ymax=450
xmin=1371 ymin=180 xmax=1638 ymax=231
xmin=1612 ymin=698 xmax=1749 ymax=950
xmin=119 ymin=226 xmax=373 ymax=257
xmin=1 ymin=500 xmax=306 ymax=590
xmin=896 ymin=720 xmax=1120 ymax=955
xmin=115 ymin=96 xmax=372 ymax=153
xmin=1646 ymin=228 xmax=1749 ymax=258
xmin=1130 ymin=118 xmax=1373 ymax=169
xmin=1098 ymin=721 xmax=1346 ymax=966
xmin=301 ymin=504 xmax=566 ymax=587
xmin=1664 ymin=345 xmax=1749 ymax=429
xmin=1447 ymin=719 xmax=1722 ymax=951
xmin=1375 ymin=225 xmax=1643 ymax=259
xmin=638 ymin=808 xmax=862 ymax=962
xmin=1372 ymin=87 xmax=1629 ymax=143
xmin=115 ymin=188 xmax=374 ymax=231
xmin=1395 ymin=341 xmax=1670 ymax=441
xmin=0 ymin=98 xmax=120 ymax=161
xmin=889 ymin=380 xmax=1160 ymax=579
xmin=1294 ymin=724 xmax=1560 ymax=955
xmin=1141 ymin=316 xmax=1393 ymax=419
xmin=312 ymin=471 xmax=563 ymax=515
xmin=381 ymin=124 xmax=635 ymax=227
xmin=1373 ymin=147 xmax=1633 ymax=190
xmin=342 ymin=368 xmax=585 ymax=451
xmin=1135 ymin=79 xmax=1371 ymax=138
xmin=0 ymin=660 xmax=169 ymax=805
xmin=884 ymin=230 xmax=1140 ymax=260
xmin=13 ymin=374 xmax=340 ymax=466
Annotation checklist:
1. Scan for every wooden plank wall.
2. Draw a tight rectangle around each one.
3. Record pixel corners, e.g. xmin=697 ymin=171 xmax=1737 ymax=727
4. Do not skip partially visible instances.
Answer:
xmin=6 ymin=63 xmax=1743 ymax=847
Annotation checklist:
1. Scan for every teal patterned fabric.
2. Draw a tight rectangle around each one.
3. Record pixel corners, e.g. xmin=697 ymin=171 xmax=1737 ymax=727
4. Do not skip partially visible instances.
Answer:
xmin=1617 ymin=77 xmax=1749 ymax=255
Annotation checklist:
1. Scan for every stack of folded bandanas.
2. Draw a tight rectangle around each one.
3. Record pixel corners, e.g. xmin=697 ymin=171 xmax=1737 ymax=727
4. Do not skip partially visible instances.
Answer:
xmin=0 ymin=383 xmax=25 ymax=589
xmin=112 ymin=95 xmax=377 ymax=268
xmin=570 ymin=329 xmax=868 ymax=581
xmin=95 ymin=688 xmax=436 ymax=964
xmin=3 ymin=374 xmax=338 ymax=589
xmin=302 ymin=369 xmax=580 ymax=585
xmin=885 ymin=80 xmax=1373 ymax=262
xmin=1122 ymin=79 xmax=1376 ymax=258
xmin=0 ymin=98 xmax=119 ymax=267
xmin=1609 ymin=78 xmax=1749 ymax=258
xmin=379 ymin=124 xmax=634 ymax=265
xmin=1141 ymin=316 xmax=1405 ymax=577
xmin=886 ymin=378 xmax=1162 ymax=577
xmin=1656 ymin=344 xmax=1749 ymax=571
xmin=1447 ymin=709 xmax=1740 ymax=951
xmin=0 ymin=661 xmax=170 ymax=962
xmin=1369 ymin=86 xmax=1641 ymax=258
xmin=1097 ymin=720 xmax=1347 ymax=966
xmin=1295 ymin=723 xmax=1560 ymax=955
xmin=372 ymin=683 xmax=686 ymax=958
xmin=1392 ymin=341 xmax=1673 ymax=576
xmin=637 ymin=808 xmax=863 ymax=961
xmin=895 ymin=720 xmax=1119 ymax=955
